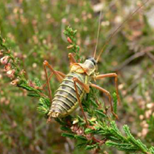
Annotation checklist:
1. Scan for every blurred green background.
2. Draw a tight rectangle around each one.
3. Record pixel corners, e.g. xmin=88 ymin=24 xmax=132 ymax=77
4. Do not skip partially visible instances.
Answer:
xmin=0 ymin=0 xmax=154 ymax=154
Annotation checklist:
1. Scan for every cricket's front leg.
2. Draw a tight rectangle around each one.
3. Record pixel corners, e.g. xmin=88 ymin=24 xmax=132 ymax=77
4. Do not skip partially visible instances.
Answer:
xmin=94 ymin=73 xmax=121 ymax=105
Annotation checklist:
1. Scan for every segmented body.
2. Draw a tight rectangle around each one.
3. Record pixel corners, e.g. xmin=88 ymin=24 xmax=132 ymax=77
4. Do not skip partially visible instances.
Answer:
xmin=49 ymin=72 xmax=89 ymax=118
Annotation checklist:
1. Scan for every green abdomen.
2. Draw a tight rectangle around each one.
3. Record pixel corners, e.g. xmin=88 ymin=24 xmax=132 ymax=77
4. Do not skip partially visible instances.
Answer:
xmin=49 ymin=72 xmax=86 ymax=118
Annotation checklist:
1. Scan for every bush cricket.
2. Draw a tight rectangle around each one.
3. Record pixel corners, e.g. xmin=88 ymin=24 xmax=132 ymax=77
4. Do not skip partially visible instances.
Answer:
xmin=42 ymin=0 xmax=150 ymax=126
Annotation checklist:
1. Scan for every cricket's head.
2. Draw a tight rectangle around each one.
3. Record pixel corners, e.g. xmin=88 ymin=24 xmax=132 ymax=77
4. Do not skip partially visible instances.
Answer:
xmin=82 ymin=57 xmax=97 ymax=75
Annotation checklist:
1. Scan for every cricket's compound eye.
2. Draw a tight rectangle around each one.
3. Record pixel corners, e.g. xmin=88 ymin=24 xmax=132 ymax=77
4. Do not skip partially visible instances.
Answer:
xmin=88 ymin=57 xmax=97 ymax=65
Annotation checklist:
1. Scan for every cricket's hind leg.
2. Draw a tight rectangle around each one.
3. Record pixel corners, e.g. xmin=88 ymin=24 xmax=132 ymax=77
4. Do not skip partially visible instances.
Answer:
xmin=94 ymin=73 xmax=121 ymax=105
xmin=42 ymin=52 xmax=76 ymax=93
xmin=42 ymin=60 xmax=66 ymax=103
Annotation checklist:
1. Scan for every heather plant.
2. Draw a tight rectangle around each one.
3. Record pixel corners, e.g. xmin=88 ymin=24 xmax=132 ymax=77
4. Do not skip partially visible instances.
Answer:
xmin=0 ymin=0 xmax=154 ymax=154
xmin=1 ymin=26 xmax=154 ymax=154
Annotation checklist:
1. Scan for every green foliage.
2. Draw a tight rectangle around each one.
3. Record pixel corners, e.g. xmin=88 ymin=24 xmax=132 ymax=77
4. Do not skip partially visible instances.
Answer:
xmin=37 ymin=97 xmax=50 ymax=117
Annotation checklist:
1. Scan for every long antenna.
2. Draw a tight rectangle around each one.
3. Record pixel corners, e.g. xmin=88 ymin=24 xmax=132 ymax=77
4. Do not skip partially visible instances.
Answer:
xmin=96 ymin=0 xmax=150 ymax=62
xmin=93 ymin=11 xmax=102 ymax=59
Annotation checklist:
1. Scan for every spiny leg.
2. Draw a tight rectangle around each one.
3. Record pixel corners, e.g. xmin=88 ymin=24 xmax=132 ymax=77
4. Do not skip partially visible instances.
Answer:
xmin=43 ymin=60 xmax=66 ymax=102
xmin=90 ymin=83 xmax=119 ymax=120
xmin=42 ymin=73 xmax=53 ymax=90
xmin=42 ymin=70 xmax=66 ymax=89
xmin=43 ymin=60 xmax=65 ymax=82
xmin=56 ymin=70 xmax=66 ymax=78
xmin=94 ymin=73 xmax=121 ymax=105
xmin=73 ymin=77 xmax=90 ymax=126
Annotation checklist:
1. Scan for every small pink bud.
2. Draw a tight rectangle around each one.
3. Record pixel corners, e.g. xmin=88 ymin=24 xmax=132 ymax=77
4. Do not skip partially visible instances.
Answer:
xmin=85 ymin=134 xmax=92 ymax=140
xmin=67 ymin=37 xmax=73 ymax=43
xmin=0 ymin=56 xmax=9 ymax=65
xmin=4 ymin=63 xmax=11 ymax=71
xmin=61 ymin=18 xmax=67 ymax=23
xmin=10 ymin=79 xmax=19 ymax=86
xmin=20 ymin=70 xmax=26 ymax=75
xmin=28 ymin=81 xmax=36 ymax=88
xmin=6 ymin=69 xmax=15 ymax=79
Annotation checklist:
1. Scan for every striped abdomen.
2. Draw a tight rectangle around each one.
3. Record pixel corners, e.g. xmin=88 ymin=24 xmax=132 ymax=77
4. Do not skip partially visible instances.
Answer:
xmin=49 ymin=72 xmax=87 ymax=118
